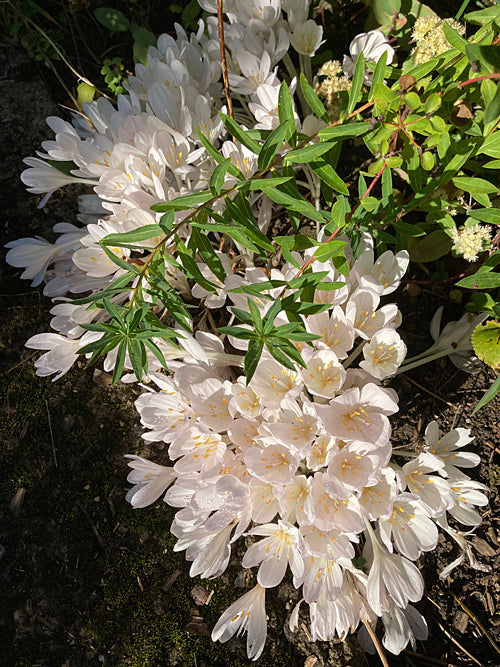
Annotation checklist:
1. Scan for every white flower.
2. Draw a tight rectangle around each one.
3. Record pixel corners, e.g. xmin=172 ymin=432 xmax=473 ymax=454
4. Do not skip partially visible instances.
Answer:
xmin=360 ymin=328 xmax=407 ymax=380
xmin=424 ymin=421 xmax=479 ymax=480
xmin=242 ymin=520 xmax=305 ymax=587
xmin=448 ymin=480 xmax=489 ymax=526
xmin=250 ymin=354 xmax=303 ymax=408
xmin=289 ymin=20 xmax=324 ymax=56
xmin=125 ymin=455 xmax=176 ymax=508
xmin=20 ymin=156 xmax=96 ymax=206
xmin=303 ymin=349 xmax=345 ymax=398
xmin=212 ymin=584 xmax=267 ymax=661
xmin=378 ymin=493 xmax=438 ymax=560
xmin=428 ymin=307 xmax=487 ymax=373
xmin=343 ymin=30 xmax=395 ymax=85
xmin=364 ymin=523 xmax=424 ymax=616
xmin=25 ymin=332 xmax=82 ymax=381
xmin=399 ymin=453 xmax=454 ymax=518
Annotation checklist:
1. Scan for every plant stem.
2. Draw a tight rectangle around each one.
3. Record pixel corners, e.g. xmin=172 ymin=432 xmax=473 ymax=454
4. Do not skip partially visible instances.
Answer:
xmin=217 ymin=0 xmax=234 ymax=120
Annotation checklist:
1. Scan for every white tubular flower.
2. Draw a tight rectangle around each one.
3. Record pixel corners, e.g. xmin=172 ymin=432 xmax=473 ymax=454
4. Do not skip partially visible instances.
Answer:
xmin=310 ymin=472 xmax=365 ymax=533
xmin=346 ymin=288 xmax=400 ymax=340
xmin=428 ymin=307 xmax=487 ymax=374
xmin=229 ymin=51 xmax=279 ymax=95
xmin=353 ymin=240 xmax=410 ymax=296
xmin=20 ymin=156 xmax=96 ymax=205
xmin=6 ymin=237 xmax=66 ymax=287
xmin=316 ymin=383 xmax=398 ymax=447
xmin=135 ymin=383 xmax=194 ymax=443
xmin=275 ymin=474 xmax=312 ymax=526
xmin=190 ymin=381 xmax=237 ymax=432
xmin=399 ymin=453 xmax=454 ymax=518
xmin=124 ymin=455 xmax=176 ymax=508
xmin=250 ymin=354 xmax=303 ymax=408
xmin=249 ymin=477 xmax=280 ymax=523
xmin=360 ymin=328 xmax=407 ymax=380
xmin=378 ymin=493 xmax=438 ymax=560
xmin=325 ymin=443 xmax=379 ymax=496
xmin=359 ymin=468 xmax=397 ymax=521
xmin=172 ymin=516 xmax=234 ymax=579
xmin=304 ymin=349 xmax=345 ymax=398
xmin=282 ymin=0 xmax=310 ymax=28
xmin=448 ymin=480 xmax=489 ymax=526
xmin=233 ymin=0 xmax=282 ymax=26
xmin=191 ymin=252 xmax=234 ymax=309
xmin=343 ymin=30 xmax=395 ymax=85
xmin=25 ymin=332 xmax=82 ymax=381
xmin=364 ymin=523 xmax=424 ymax=616
xmin=261 ymin=399 xmax=319 ymax=452
xmin=212 ymin=584 xmax=267 ymax=661
xmin=306 ymin=435 xmax=337 ymax=472
xmin=424 ymin=421 xmax=479 ymax=479
xmin=289 ymin=19 xmax=324 ymax=56
xmin=231 ymin=378 xmax=262 ymax=418
xmin=359 ymin=603 xmax=428 ymax=656
xmin=438 ymin=524 xmax=491 ymax=580
xmin=242 ymin=520 xmax=305 ymax=587
xmin=301 ymin=524 xmax=355 ymax=561
xmin=307 ymin=306 xmax=354 ymax=359
xmin=244 ymin=442 xmax=301 ymax=485
xmin=295 ymin=555 xmax=343 ymax=603
xmin=169 ymin=427 xmax=226 ymax=478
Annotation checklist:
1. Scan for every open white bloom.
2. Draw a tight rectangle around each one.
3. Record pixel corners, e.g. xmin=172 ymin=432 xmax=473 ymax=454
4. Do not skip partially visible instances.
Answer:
xmin=359 ymin=603 xmax=428 ymax=655
xmin=125 ymin=455 xmax=176 ymax=508
xmin=398 ymin=453 xmax=454 ymax=518
xmin=212 ymin=584 xmax=267 ymax=661
xmin=378 ymin=493 xmax=438 ymax=560
xmin=242 ymin=520 xmax=305 ymax=587
xmin=343 ymin=30 xmax=395 ymax=85
xmin=364 ymin=523 xmax=424 ymax=616
xmin=424 ymin=421 xmax=479 ymax=480
xmin=428 ymin=306 xmax=487 ymax=373
xmin=289 ymin=20 xmax=324 ymax=56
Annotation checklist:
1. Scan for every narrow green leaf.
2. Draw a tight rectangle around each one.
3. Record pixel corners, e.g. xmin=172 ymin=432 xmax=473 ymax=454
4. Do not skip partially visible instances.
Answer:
xmin=220 ymin=113 xmax=262 ymax=155
xmin=309 ymin=160 xmax=349 ymax=195
xmin=112 ymin=340 xmax=127 ymax=385
xmin=196 ymin=129 xmax=244 ymax=179
xmin=285 ymin=143 xmax=334 ymax=164
xmin=190 ymin=227 xmax=226 ymax=282
xmin=457 ymin=272 xmax=500 ymax=289
xmin=299 ymin=72 xmax=329 ymax=123
xmin=237 ymin=176 xmax=292 ymax=191
xmin=101 ymin=245 xmax=140 ymax=275
xmin=151 ymin=190 xmax=213 ymax=212
xmin=209 ymin=157 xmax=232 ymax=195
xmin=313 ymin=240 xmax=346 ymax=263
xmin=468 ymin=209 xmax=500 ymax=224
xmin=101 ymin=224 xmax=162 ymax=248
xmin=159 ymin=211 xmax=175 ymax=234
xmin=258 ymin=120 xmax=293 ymax=171
xmin=317 ymin=122 xmax=371 ymax=141
xmin=442 ymin=21 xmax=467 ymax=53
xmin=348 ymin=52 xmax=365 ymax=115
xmin=265 ymin=342 xmax=299 ymax=371
xmin=245 ymin=340 xmax=264 ymax=383
xmin=287 ymin=271 xmax=329 ymax=290
xmin=369 ymin=51 xmax=388 ymax=100
xmin=278 ymin=81 xmax=297 ymax=147
xmin=262 ymin=186 xmax=326 ymax=224
xmin=485 ymin=84 xmax=500 ymax=126
xmin=472 ymin=374 xmax=500 ymax=414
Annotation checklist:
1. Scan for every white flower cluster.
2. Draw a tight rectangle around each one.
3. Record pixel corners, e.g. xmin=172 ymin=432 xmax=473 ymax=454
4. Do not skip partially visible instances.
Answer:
xmin=125 ymin=237 xmax=487 ymax=659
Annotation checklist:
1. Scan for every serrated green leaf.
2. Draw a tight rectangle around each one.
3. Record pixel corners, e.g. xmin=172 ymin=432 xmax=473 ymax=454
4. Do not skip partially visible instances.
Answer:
xmin=471 ymin=320 xmax=500 ymax=369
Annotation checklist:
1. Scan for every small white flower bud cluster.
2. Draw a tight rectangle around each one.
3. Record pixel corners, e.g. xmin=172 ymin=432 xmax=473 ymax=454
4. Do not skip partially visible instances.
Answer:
xmin=450 ymin=224 xmax=492 ymax=262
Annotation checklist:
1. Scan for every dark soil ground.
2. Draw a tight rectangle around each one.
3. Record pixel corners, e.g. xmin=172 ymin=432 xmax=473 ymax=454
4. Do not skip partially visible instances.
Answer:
xmin=1 ymin=3 xmax=499 ymax=666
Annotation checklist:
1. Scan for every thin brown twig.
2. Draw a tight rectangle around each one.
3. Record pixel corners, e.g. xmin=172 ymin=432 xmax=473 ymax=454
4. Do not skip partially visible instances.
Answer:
xmin=45 ymin=399 xmax=58 ymax=468
xmin=436 ymin=621 xmax=482 ymax=667
xmin=217 ymin=0 xmax=234 ymax=120
xmin=448 ymin=590 xmax=500 ymax=655
xmin=403 ymin=651 xmax=455 ymax=667
xmin=362 ymin=621 xmax=390 ymax=667
xmin=401 ymin=375 xmax=454 ymax=407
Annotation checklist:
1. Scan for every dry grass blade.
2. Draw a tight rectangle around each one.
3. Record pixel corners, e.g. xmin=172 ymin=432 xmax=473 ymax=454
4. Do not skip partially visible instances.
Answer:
xmin=217 ymin=0 xmax=234 ymax=120
xmin=449 ymin=590 xmax=500 ymax=655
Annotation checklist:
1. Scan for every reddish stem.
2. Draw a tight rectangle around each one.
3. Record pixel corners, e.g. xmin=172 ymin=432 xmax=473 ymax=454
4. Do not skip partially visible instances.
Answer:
xmin=459 ymin=73 xmax=500 ymax=87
